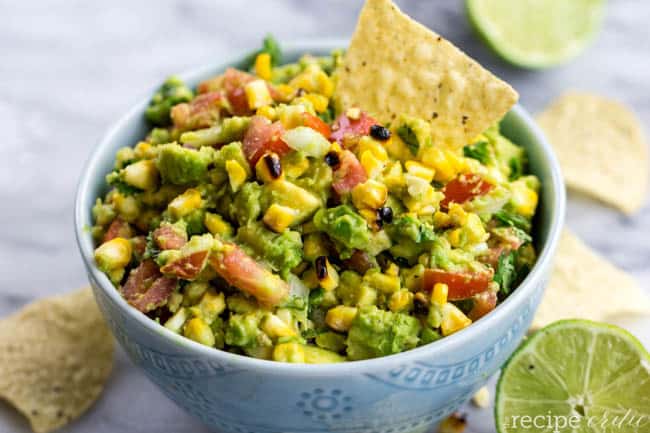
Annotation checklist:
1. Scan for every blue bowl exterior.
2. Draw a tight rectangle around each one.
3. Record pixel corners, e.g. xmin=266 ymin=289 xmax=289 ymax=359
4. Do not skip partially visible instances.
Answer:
xmin=75 ymin=40 xmax=565 ymax=433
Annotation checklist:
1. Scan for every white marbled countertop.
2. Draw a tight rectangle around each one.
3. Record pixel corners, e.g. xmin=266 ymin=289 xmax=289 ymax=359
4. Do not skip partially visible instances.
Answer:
xmin=1 ymin=1 xmax=648 ymax=432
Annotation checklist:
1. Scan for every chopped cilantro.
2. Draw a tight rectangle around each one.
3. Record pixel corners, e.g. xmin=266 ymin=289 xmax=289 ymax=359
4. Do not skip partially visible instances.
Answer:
xmin=106 ymin=170 xmax=141 ymax=196
xmin=494 ymin=208 xmax=531 ymax=232
xmin=509 ymin=157 xmax=523 ymax=181
xmin=495 ymin=251 xmax=516 ymax=296
xmin=463 ymin=140 xmax=490 ymax=164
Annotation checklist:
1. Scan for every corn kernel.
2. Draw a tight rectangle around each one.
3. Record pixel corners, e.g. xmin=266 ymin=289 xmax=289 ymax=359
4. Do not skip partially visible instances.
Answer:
xmin=288 ymin=65 xmax=333 ymax=97
xmin=112 ymin=193 xmax=140 ymax=223
xmin=277 ymin=104 xmax=306 ymax=129
xmin=123 ymin=159 xmax=159 ymax=191
xmin=183 ymin=317 xmax=216 ymax=347
xmin=439 ymin=413 xmax=467 ymax=433
xmin=389 ymin=289 xmax=414 ymax=312
xmin=351 ymin=179 xmax=388 ymax=210
xmin=421 ymin=147 xmax=457 ymax=182
xmin=448 ymin=228 xmax=463 ymax=248
xmin=164 ymin=307 xmax=189 ymax=333
xmin=133 ymin=141 xmax=154 ymax=159
xmin=275 ymin=84 xmax=296 ymax=102
xmin=273 ymin=342 xmax=305 ymax=363
xmin=94 ymin=237 xmax=132 ymax=272
xmin=365 ymin=271 xmax=401 ymax=294
xmin=254 ymin=53 xmax=272 ymax=81
xmin=472 ymin=386 xmax=490 ymax=409
xmin=263 ymin=203 xmax=299 ymax=233
xmin=255 ymin=153 xmax=283 ymax=183
xmin=510 ymin=179 xmax=539 ymax=217
xmin=261 ymin=313 xmax=297 ymax=339
xmin=382 ymin=161 xmax=405 ymax=191
xmin=244 ymin=79 xmax=273 ymax=110
xmin=405 ymin=160 xmax=435 ymax=182
xmin=433 ymin=211 xmax=452 ymax=228
xmin=360 ymin=150 xmax=385 ymax=179
xmin=431 ymin=283 xmax=449 ymax=306
xmin=225 ymin=160 xmax=248 ymax=192
xmin=315 ymin=256 xmax=340 ymax=291
xmin=168 ymin=188 xmax=202 ymax=218
xmin=358 ymin=208 xmax=380 ymax=229
xmin=204 ymin=212 xmax=233 ymax=238
xmin=325 ymin=306 xmax=358 ymax=332
xmin=304 ymin=93 xmax=329 ymax=113
xmin=346 ymin=107 xmax=361 ymax=120
xmin=447 ymin=203 xmax=468 ymax=226
xmin=441 ymin=303 xmax=472 ymax=336
xmin=358 ymin=136 xmax=389 ymax=162
xmin=385 ymin=263 xmax=399 ymax=277
xmin=256 ymin=105 xmax=276 ymax=121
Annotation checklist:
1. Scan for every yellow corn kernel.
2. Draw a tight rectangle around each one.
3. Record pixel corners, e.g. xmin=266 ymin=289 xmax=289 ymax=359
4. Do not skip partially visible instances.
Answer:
xmin=112 ymin=192 xmax=140 ymax=223
xmin=133 ymin=141 xmax=154 ymax=159
xmin=385 ymin=263 xmax=399 ymax=277
xmin=254 ymin=53 xmax=272 ymax=81
xmin=325 ymin=306 xmax=358 ymax=332
xmin=263 ymin=203 xmax=299 ymax=233
xmin=448 ymin=228 xmax=463 ymax=248
xmin=464 ymin=213 xmax=488 ymax=244
xmin=384 ymin=135 xmax=412 ymax=162
xmin=244 ymin=79 xmax=273 ymax=110
xmin=183 ymin=317 xmax=216 ymax=347
xmin=405 ymin=160 xmax=435 ymax=182
xmin=315 ymin=256 xmax=340 ymax=291
xmin=282 ymin=152 xmax=310 ymax=179
xmin=168 ymin=188 xmax=202 ymax=218
xmin=431 ymin=283 xmax=449 ymax=306
xmin=360 ymin=150 xmax=385 ymax=179
xmin=195 ymin=291 xmax=226 ymax=324
xmin=225 ymin=159 xmax=248 ymax=192
xmin=346 ymin=107 xmax=361 ymax=119
xmin=275 ymin=84 xmax=296 ymax=102
xmin=433 ymin=211 xmax=452 ymax=228
xmin=256 ymin=105 xmax=276 ymax=121
xmin=273 ymin=342 xmax=306 ymax=363
xmin=358 ymin=208 xmax=379 ymax=229
xmin=365 ymin=271 xmax=401 ymax=294
xmin=389 ymin=289 xmax=414 ymax=312
xmin=329 ymin=141 xmax=343 ymax=154
xmin=510 ymin=180 xmax=539 ymax=217
xmin=277 ymin=104 xmax=306 ymax=129
xmin=255 ymin=153 xmax=283 ymax=183
xmin=304 ymin=93 xmax=329 ymax=113
xmin=303 ymin=234 xmax=329 ymax=262
xmin=261 ymin=313 xmax=297 ymax=339
xmin=288 ymin=65 xmax=333 ymax=97
xmin=358 ymin=136 xmax=389 ymax=162
xmin=351 ymin=179 xmax=388 ymax=210
xmin=447 ymin=203 xmax=468 ymax=226
xmin=382 ymin=161 xmax=405 ymax=191
xmin=472 ymin=386 xmax=490 ymax=409
xmin=123 ymin=159 xmax=159 ymax=191
xmin=445 ymin=149 xmax=467 ymax=173
xmin=441 ymin=303 xmax=473 ymax=336
xmin=421 ymin=147 xmax=456 ymax=182
xmin=204 ymin=212 xmax=233 ymax=238
xmin=94 ymin=237 xmax=132 ymax=271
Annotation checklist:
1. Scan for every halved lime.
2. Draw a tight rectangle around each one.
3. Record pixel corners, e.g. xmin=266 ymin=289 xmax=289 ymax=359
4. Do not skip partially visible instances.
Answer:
xmin=466 ymin=0 xmax=606 ymax=68
xmin=496 ymin=320 xmax=650 ymax=433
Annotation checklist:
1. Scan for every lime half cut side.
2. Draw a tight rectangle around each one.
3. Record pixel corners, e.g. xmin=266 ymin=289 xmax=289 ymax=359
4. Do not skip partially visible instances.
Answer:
xmin=496 ymin=320 xmax=650 ymax=433
xmin=466 ymin=0 xmax=606 ymax=68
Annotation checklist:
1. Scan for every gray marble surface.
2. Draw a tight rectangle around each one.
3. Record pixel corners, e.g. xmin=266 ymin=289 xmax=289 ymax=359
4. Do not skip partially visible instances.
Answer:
xmin=1 ymin=0 xmax=649 ymax=432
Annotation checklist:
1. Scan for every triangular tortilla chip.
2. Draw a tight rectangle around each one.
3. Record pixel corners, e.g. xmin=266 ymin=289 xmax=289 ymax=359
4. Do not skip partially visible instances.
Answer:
xmin=334 ymin=0 xmax=518 ymax=148
xmin=532 ymin=230 xmax=650 ymax=330
xmin=537 ymin=92 xmax=649 ymax=214
xmin=0 ymin=288 xmax=114 ymax=433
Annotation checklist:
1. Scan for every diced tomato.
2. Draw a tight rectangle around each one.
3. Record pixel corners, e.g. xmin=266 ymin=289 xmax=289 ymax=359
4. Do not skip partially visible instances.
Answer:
xmin=103 ymin=218 xmax=133 ymax=243
xmin=130 ymin=276 xmax=177 ymax=313
xmin=242 ymin=115 xmax=291 ymax=165
xmin=121 ymin=260 xmax=161 ymax=301
xmin=468 ymin=291 xmax=498 ymax=321
xmin=302 ymin=112 xmax=331 ymax=138
xmin=423 ymin=268 xmax=492 ymax=300
xmin=332 ymin=150 xmax=367 ymax=195
xmin=440 ymin=173 xmax=494 ymax=210
xmin=152 ymin=225 xmax=187 ymax=251
xmin=330 ymin=111 xmax=377 ymax=144
xmin=209 ymin=244 xmax=289 ymax=306
xmin=160 ymin=250 xmax=209 ymax=280
xmin=226 ymin=87 xmax=251 ymax=116
xmin=479 ymin=246 xmax=508 ymax=269
xmin=171 ymin=91 xmax=223 ymax=130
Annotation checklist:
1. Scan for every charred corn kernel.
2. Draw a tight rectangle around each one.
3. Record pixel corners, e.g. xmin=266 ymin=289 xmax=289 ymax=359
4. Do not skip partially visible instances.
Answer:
xmin=441 ymin=303 xmax=473 ymax=336
xmin=315 ymin=256 xmax=339 ymax=291
xmin=164 ymin=307 xmax=189 ymax=333
xmin=304 ymin=93 xmax=329 ymax=113
xmin=447 ymin=203 xmax=468 ymax=226
xmin=358 ymin=136 xmax=389 ymax=162
xmin=261 ymin=313 xmax=297 ymax=338
xmin=360 ymin=150 xmax=385 ymax=179
xmin=289 ymin=65 xmax=333 ymax=97
xmin=365 ymin=271 xmax=401 ymax=294
xmin=255 ymin=153 xmax=283 ymax=183
xmin=389 ymin=289 xmax=414 ymax=312
xmin=256 ymin=104 xmax=276 ymax=121
xmin=448 ymin=228 xmax=463 ymax=248
xmin=244 ymin=79 xmax=273 ymax=110
xmin=351 ymin=180 xmax=388 ymax=210
xmin=472 ymin=386 xmax=490 ymax=409
xmin=225 ymin=159 xmax=248 ymax=192
xmin=254 ymin=53 xmax=272 ymax=80
xmin=421 ymin=147 xmax=457 ymax=182
xmin=94 ymin=237 xmax=132 ymax=271
xmin=183 ymin=317 xmax=215 ymax=347
xmin=346 ymin=107 xmax=361 ymax=119
xmin=405 ymin=160 xmax=435 ymax=182
xmin=123 ymin=159 xmax=159 ymax=191
xmin=438 ymin=413 xmax=467 ymax=433
xmin=433 ymin=211 xmax=452 ymax=228
xmin=168 ymin=188 xmax=202 ymax=218
xmin=263 ymin=203 xmax=299 ymax=233
xmin=204 ymin=212 xmax=233 ymax=238
xmin=359 ymin=208 xmax=380 ymax=229
xmin=113 ymin=193 xmax=140 ymax=223
xmin=382 ymin=161 xmax=405 ymax=190
xmin=431 ymin=283 xmax=449 ymax=306
xmin=195 ymin=291 xmax=225 ymax=324
xmin=510 ymin=179 xmax=538 ymax=217
xmin=325 ymin=306 xmax=358 ymax=332
xmin=273 ymin=342 xmax=305 ymax=363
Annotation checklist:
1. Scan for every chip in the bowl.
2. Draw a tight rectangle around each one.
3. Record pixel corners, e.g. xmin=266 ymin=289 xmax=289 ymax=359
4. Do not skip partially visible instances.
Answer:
xmin=537 ymin=92 xmax=649 ymax=214
xmin=334 ymin=0 xmax=519 ymax=148
xmin=0 ymin=288 xmax=114 ymax=433
xmin=532 ymin=230 xmax=650 ymax=330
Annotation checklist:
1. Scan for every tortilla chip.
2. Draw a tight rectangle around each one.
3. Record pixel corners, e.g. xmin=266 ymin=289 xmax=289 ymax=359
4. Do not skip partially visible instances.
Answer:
xmin=532 ymin=230 xmax=650 ymax=330
xmin=334 ymin=0 xmax=519 ymax=148
xmin=537 ymin=92 xmax=649 ymax=214
xmin=0 ymin=288 xmax=114 ymax=433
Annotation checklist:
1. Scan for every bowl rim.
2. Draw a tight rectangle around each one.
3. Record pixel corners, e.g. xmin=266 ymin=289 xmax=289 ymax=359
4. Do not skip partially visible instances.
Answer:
xmin=75 ymin=38 xmax=566 ymax=376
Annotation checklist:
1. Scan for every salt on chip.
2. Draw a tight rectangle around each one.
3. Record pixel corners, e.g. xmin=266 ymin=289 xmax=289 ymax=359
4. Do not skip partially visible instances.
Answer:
xmin=334 ymin=0 xmax=519 ymax=148
xmin=537 ymin=92 xmax=649 ymax=214
xmin=0 ymin=288 xmax=114 ymax=433
xmin=532 ymin=230 xmax=650 ymax=330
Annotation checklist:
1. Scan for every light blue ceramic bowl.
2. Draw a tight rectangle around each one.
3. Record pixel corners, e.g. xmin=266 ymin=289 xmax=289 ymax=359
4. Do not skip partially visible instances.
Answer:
xmin=75 ymin=40 xmax=565 ymax=433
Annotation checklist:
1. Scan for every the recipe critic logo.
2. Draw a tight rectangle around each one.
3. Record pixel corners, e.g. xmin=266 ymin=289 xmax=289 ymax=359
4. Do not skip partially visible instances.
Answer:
xmin=505 ymin=410 xmax=647 ymax=432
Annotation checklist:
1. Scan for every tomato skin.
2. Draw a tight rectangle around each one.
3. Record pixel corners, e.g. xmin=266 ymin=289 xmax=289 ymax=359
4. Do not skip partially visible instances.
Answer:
xmin=302 ymin=112 xmax=331 ymax=138
xmin=130 ymin=276 xmax=177 ymax=313
xmin=440 ymin=173 xmax=494 ymax=210
xmin=103 ymin=218 xmax=133 ymax=243
xmin=423 ymin=268 xmax=492 ymax=300
xmin=330 ymin=111 xmax=377 ymax=143
xmin=468 ymin=290 xmax=498 ymax=321
xmin=152 ymin=225 xmax=187 ymax=250
xmin=332 ymin=150 xmax=368 ymax=195
xmin=242 ymin=116 xmax=291 ymax=165
xmin=160 ymin=250 xmax=209 ymax=280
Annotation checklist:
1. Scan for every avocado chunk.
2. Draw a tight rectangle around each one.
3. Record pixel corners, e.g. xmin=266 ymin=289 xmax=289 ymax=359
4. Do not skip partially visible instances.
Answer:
xmin=313 ymin=205 xmax=371 ymax=251
xmin=156 ymin=143 xmax=214 ymax=185
xmin=145 ymin=76 xmax=194 ymax=126
xmin=237 ymin=222 xmax=303 ymax=278
xmin=346 ymin=306 xmax=421 ymax=360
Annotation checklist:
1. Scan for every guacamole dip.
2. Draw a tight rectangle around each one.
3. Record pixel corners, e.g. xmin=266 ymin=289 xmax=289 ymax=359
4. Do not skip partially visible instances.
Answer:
xmin=92 ymin=38 xmax=539 ymax=363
